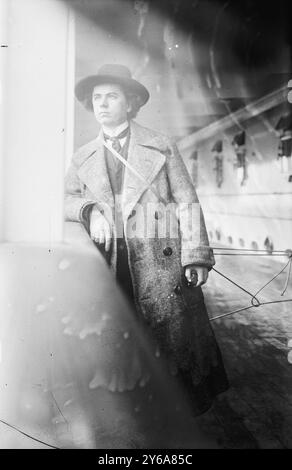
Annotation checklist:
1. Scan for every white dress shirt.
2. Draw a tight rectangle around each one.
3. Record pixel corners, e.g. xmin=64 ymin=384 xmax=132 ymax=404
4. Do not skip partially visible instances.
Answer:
xmin=101 ymin=120 xmax=129 ymax=150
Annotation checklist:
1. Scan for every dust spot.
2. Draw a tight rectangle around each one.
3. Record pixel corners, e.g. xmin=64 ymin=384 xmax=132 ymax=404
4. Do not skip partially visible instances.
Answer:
xmin=79 ymin=314 xmax=111 ymax=339
xmin=58 ymin=259 xmax=71 ymax=270
xmin=64 ymin=399 xmax=73 ymax=407
xmin=64 ymin=327 xmax=74 ymax=336
xmin=101 ymin=313 xmax=111 ymax=322
xmin=139 ymin=373 xmax=150 ymax=387
xmin=52 ymin=416 xmax=63 ymax=425
xmin=35 ymin=304 xmax=46 ymax=314
xmin=79 ymin=324 xmax=102 ymax=339
xmin=89 ymin=372 xmax=105 ymax=389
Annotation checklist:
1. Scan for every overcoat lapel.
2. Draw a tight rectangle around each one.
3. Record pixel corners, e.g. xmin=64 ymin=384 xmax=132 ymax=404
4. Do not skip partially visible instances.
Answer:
xmin=122 ymin=121 xmax=166 ymax=221
xmin=77 ymin=135 xmax=115 ymax=212
xmin=77 ymin=121 xmax=167 ymax=222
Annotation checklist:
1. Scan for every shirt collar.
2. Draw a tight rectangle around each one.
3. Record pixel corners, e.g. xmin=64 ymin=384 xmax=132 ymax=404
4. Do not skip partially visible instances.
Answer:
xmin=101 ymin=121 xmax=129 ymax=138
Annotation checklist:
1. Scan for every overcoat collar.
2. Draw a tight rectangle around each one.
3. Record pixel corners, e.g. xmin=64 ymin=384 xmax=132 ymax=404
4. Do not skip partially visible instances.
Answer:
xmin=77 ymin=121 xmax=167 ymax=221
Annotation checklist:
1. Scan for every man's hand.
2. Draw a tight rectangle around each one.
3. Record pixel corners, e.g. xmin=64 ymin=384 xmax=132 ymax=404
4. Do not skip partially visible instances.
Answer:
xmin=185 ymin=265 xmax=209 ymax=287
xmin=90 ymin=207 xmax=112 ymax=252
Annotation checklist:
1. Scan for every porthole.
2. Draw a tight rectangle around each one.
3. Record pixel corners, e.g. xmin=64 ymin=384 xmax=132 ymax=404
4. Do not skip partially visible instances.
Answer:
xmin=251 ymin=241 xmax=258 ymax=250
xmin=264 ymin=236 xmax=274 ymax=253
xmin=239 ymin=238 xmax=245 ymax=247
xmin=215 ymin=229 xmax=221 ymax=241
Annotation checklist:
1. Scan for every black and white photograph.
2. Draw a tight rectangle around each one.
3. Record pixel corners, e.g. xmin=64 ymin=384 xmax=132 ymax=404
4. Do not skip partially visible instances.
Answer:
xmin=0 ymin=0 xmax=291 ymax=451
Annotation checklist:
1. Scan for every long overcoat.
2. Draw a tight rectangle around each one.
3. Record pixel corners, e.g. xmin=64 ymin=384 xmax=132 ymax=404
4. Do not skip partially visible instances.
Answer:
xmin=65 ymin=120 xmax=228 ymax=413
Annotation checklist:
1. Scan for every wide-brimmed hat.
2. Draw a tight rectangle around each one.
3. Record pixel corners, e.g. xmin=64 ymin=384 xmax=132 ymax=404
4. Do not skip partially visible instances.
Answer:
xmin=75 ymin=64 xmax=150 ymax=111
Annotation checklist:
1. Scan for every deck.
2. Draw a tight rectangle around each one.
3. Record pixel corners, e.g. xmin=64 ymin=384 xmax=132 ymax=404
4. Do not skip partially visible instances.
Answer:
xmin=197 ymin=247 xmax=292 ymax=448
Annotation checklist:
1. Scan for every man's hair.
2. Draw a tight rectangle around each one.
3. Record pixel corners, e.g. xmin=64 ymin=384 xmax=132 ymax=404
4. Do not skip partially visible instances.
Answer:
xmin=124 ymin=91 xmax=142 ymax=119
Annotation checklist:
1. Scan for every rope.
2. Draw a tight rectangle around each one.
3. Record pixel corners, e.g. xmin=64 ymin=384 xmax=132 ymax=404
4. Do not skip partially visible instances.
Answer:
xmin=210 ymin=246 xmax=292 ymax=257
xmin=0 ymin=419 xmax=60 ymax=449
xmin=281 ymin=259 xmax=292 ymax=296
xmin=213 ymin=253 xmax=287 ymax=256
xmin=210 ymin=298 xmax=292 ymax=322
xmin=251 ymin=258 xmax=291 ymax=301
xmin=212 ymin=267 xmax=260 ymax=305
xmin=209 ymin=255 xmax=292 ymax=322
xmin=210 ymin=246 xmax=292 ymax=258
xmin=210 ymin=246 xmax=291 ymax=254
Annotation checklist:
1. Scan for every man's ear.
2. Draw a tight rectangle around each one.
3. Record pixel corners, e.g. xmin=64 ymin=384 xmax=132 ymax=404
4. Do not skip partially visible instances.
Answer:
xmin=127 ymin=100 xmax=132 ymax=113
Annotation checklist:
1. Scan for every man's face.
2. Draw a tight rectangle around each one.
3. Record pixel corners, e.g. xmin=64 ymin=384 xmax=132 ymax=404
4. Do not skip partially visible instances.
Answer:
xmin=92 ymin=83 xmax=131 ymax=128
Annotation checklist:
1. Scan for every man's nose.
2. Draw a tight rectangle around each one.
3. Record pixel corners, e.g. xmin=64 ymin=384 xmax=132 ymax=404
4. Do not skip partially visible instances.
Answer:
xmin=100 ymin=97 xmax=109 ymax=107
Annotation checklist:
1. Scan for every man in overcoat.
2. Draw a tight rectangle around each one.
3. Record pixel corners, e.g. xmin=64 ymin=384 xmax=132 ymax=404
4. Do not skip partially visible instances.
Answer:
xmin=65 ymin=64 xmax=228 ymax=415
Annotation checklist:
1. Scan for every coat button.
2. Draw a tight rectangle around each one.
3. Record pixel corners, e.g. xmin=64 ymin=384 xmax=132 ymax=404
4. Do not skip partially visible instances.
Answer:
xmin=174 ymin=284 xmax=182 ymax=295
xmin=163 ymin=247 xmax=172 ymax=256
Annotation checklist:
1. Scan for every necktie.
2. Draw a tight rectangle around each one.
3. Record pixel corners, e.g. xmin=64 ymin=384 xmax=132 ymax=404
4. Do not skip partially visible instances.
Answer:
xmin=103 ymin=127 xmax=129 ymax=153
